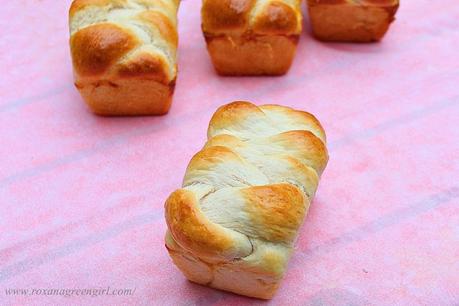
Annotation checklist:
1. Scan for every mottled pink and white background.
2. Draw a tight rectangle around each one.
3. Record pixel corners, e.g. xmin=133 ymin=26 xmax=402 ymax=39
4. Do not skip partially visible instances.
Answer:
xmin=1 ymin=0 xmax=458 ymax=305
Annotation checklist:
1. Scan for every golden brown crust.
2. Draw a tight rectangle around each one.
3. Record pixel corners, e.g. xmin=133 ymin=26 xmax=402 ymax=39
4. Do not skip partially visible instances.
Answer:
xmin=208 ymin=101 xmax=327 ymax=148
xmin=165 ymin=189 xmax=253 ymax=260
xmin=188 ymin=146 xmax=242 ymax=170
xmin=209 ymin=100 xmax=264 ymax=128
xmin=138 ymin=10 xmax=178 ymax=48
xmin=307 ymin=0 xmax=399 ymax=42
xmin=205 ymin=34 xmax=299 ymax=75
xmin=116 ymin=52 xmax=170 ymax=83
xmin=74 ymin=78 xmax=175 ymax=116
xmin=165 ymin=101 xmax=329 ymax=299
xmin=260 ymin=104 xmax=327 ymax=143
xmin=202 ymin=135 xmax=321 ymax=199
xmin=202 ymin=0 xmax=256 ymax=33
xmin=202 ymin=0 xmax=302 ymax=75
xmin=69 ymin=0 xmax=179 ymax=115
xmin=252 ymin=2 xmax=299 ymax=35
xmin=70 ymin=23 xmax=139 ymax=76
xmin=270 ymin=130 xmax=328 ymax=175
xmin=243 ymin=184 xmax=307 ymax=242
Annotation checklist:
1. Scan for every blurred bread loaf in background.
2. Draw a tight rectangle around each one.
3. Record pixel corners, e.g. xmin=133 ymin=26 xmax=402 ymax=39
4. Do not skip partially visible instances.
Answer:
xmin=69 ymin=0 xmax=180 ymax=116
xmin=202 ymin=0 xmax=303 ymax=76
xmin=307 ymin=0 xmax=399 ymax=42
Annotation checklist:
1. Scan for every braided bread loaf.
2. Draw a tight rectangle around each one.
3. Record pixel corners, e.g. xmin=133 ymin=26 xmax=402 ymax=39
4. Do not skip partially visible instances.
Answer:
xmin=69 ymin=0 xmax=179 ymax=116
xmin=307 ymin=0 xmax=399 ymax=42
xmin=202 ymin=0 xmax=303 ymax=76
xmin=165 ymin=101 xmax=328 ymax=299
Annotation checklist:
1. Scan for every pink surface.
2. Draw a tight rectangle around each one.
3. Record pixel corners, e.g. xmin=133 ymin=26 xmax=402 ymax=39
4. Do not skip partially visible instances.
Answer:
xmin=1 ymin=1 xmax=459 ymax=305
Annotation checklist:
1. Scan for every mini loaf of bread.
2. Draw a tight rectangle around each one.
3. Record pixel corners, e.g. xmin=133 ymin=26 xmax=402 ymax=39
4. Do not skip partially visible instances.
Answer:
xmin=165 ymin=101 xmax=328 ymax=299
xmin=202 ymin=0 xmax=303 ymax=76
xmin=69 ymin=0 xmax=179 ymax=116
xmin=307 ymin=0 xmax=399 ymax=42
